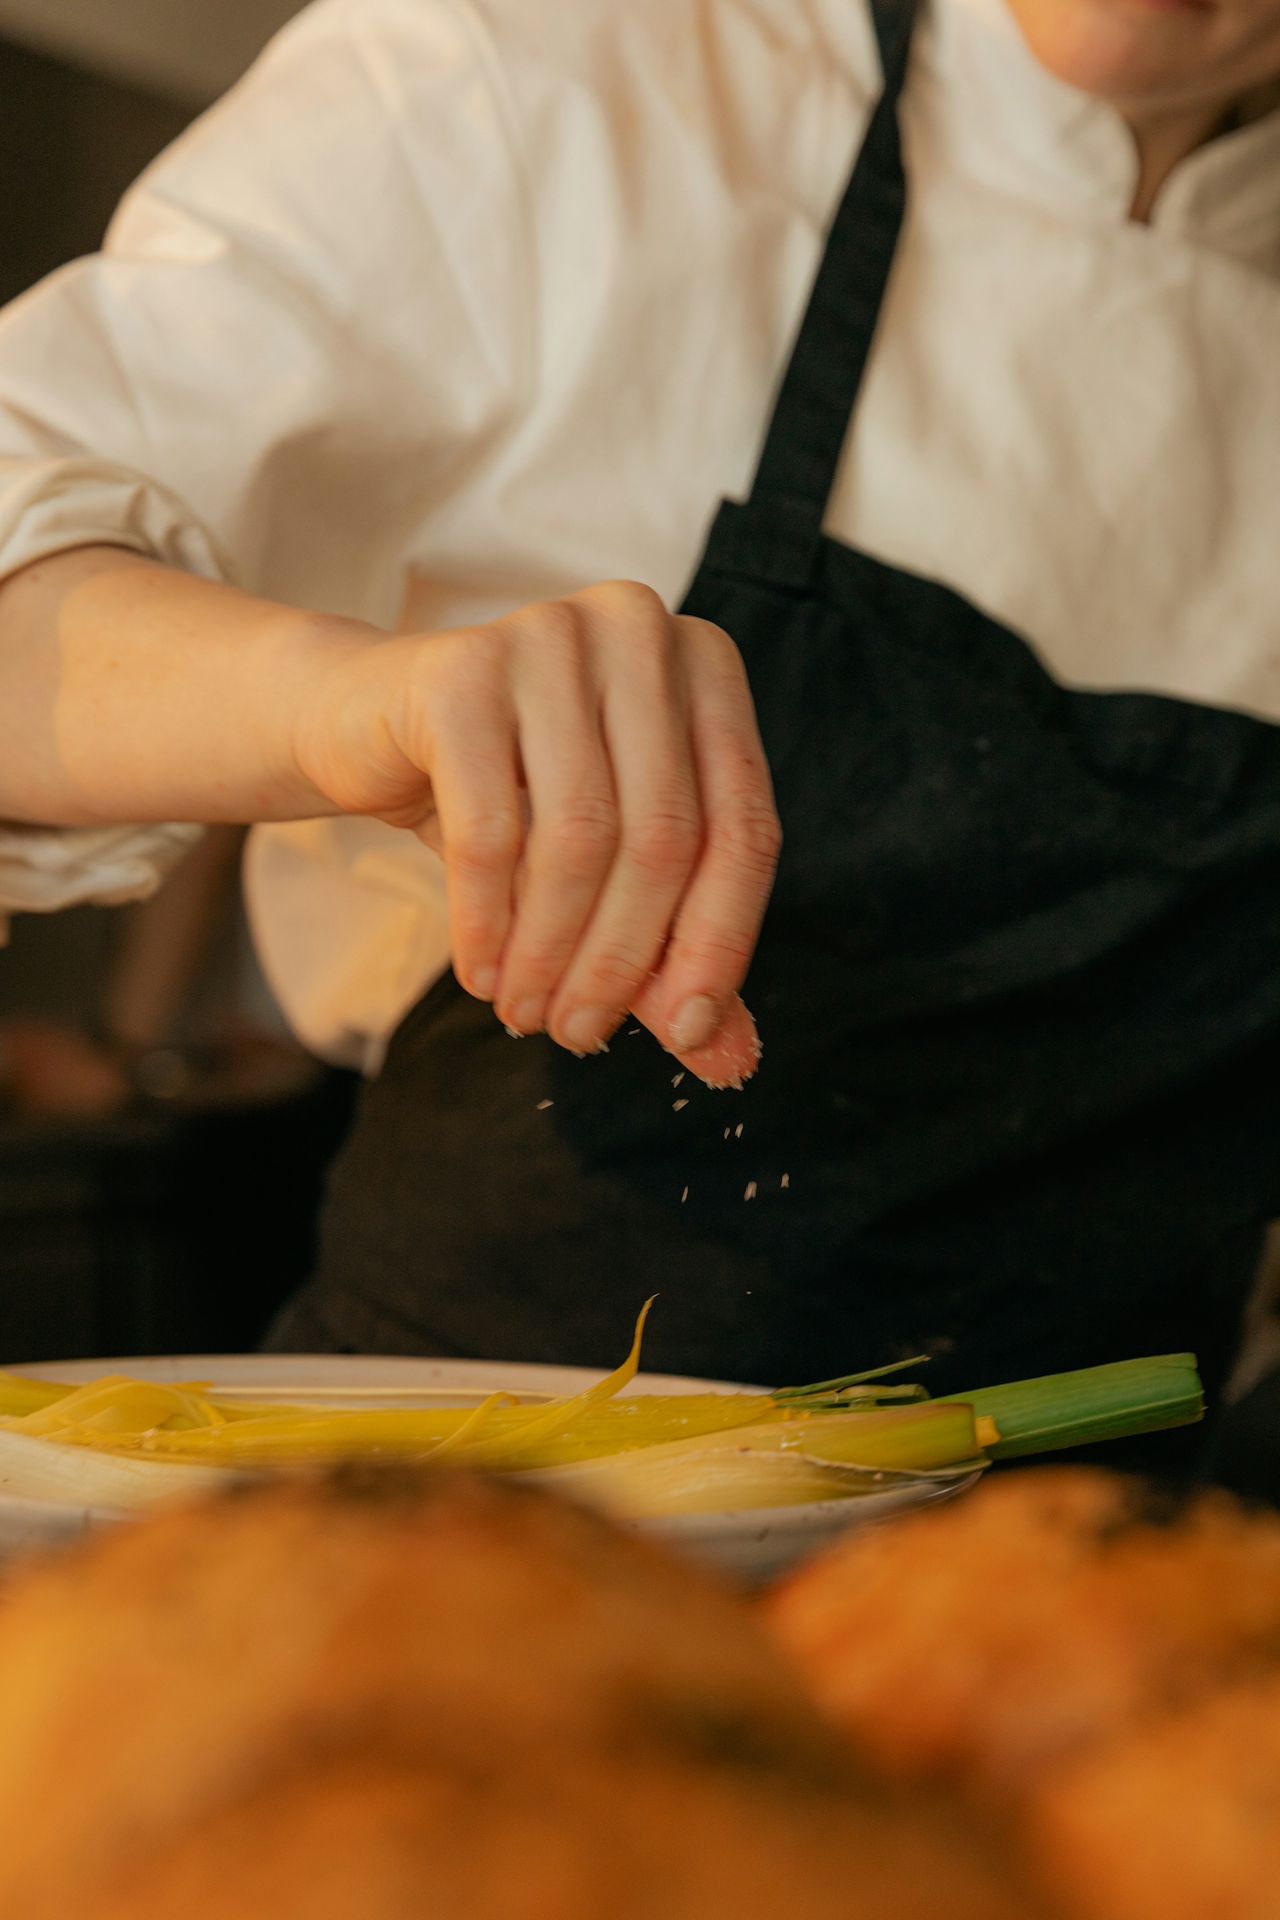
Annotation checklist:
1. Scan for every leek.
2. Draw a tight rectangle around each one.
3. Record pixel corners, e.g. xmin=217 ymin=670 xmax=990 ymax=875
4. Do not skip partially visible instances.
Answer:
xmin=528 ymin=1402 xmax=984 ymax=1516
xmin=0 ymin=1311 xmax=1204 ymax=1516
xmin=949 ymin=1353 xmax=1203 ymax=1459
xmin=0 ymin=1427 xmax=229 ymax=1508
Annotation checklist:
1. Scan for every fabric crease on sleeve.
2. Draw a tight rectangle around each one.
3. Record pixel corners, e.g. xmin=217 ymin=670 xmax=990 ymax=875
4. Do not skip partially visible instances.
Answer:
xmin=0 ymin=820 xmax=203 ymax=944
xmin=0 ymin=454 xmax=232 ymax=586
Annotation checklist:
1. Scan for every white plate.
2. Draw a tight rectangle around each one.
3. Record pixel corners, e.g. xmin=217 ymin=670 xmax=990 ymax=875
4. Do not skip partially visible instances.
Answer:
xmin=0 ymin=1354 xmax=981 ymax=1583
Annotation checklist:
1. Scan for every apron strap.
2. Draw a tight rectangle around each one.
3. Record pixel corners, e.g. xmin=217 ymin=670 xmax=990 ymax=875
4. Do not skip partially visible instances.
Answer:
xmin=747 ymin=0 xmax=917 ymax=525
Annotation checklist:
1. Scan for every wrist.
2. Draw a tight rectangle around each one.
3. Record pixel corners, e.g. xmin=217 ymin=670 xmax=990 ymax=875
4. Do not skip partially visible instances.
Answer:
xmin=263 ymin=604 xmax=390 ymax=815
xmin=280 ymin=612 xmax=436 ymax=827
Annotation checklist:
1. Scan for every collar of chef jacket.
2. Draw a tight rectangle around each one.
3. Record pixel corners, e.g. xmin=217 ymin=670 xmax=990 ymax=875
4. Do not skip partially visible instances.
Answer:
xmin=930 ymin=0 xmax=1280 ymax=271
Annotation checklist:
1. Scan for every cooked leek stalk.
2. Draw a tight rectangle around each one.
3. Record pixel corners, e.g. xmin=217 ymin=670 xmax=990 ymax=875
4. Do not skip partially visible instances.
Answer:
xmin=0 ymin=1375 xmax=78 ymax=1419
xmin=0 ymin=1389 xmax=975 ymax=1476
xmin=772 ymin=1356 xmax=933 ymax=1409
xmin=53 ymin=1392 xmax=774 ymax=1468
xmin=0 ymin=1428 xmax=231 ymax=1508
xmin=952 ymin=1354 xmax=1203 ymax=1459
xmin=526 ymin=1402 xmax=986 ymax=1516
xmin=532 ymin=1450 xmax=950 ymax=1517
xmin=14 ymin=1377 xmax=227 ymax=1438
xmin=737 ymin=1402 xmax=982 ymax=1471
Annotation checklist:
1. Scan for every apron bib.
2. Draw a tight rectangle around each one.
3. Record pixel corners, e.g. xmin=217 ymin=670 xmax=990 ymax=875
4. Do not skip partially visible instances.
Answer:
xmin=270 ymin=0 xmax=1280 ymax=1408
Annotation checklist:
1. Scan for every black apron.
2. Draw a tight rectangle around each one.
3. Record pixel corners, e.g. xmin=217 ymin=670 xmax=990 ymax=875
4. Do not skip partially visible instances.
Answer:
xmin=269 ymin=0 xmax=1280 ymax=1417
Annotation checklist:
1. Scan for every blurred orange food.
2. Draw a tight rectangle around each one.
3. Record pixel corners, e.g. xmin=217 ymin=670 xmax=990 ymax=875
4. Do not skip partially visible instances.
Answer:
xmin=0 ymin=1468 xmax=1043 ymax=1920
xmin=1028 ymin=1676 xmax=1280 ymax=1920
xmin=764 ymin=1467 xmax=1280 ymax=1788
xmin=765 ymin=1467 xmax=1280 ymax=1920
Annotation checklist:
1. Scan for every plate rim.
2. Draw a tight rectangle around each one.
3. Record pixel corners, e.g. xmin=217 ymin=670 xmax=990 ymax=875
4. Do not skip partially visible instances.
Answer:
xmin=14 ymin=1353 xmax=758 ymax=1400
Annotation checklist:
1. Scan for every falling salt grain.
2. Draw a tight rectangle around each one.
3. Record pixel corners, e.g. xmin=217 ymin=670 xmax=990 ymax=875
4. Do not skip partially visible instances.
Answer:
xmin=724 ymin=1127 xmax=731 ymax=1140
xmin=681 ymin=1186 xmax=689 ymax=1202
xmin=672 ymin=1072 xmax=685 ymax=1088
xmin=744 ymin=1181 xmax=757 ymax=1201
xmin=536 ymin=1099 xmax=553 ymax=1110
xmin=628 ymin=1028 xmax=641 ymax=1035
xmin=673 ymin=1098 xmax=688 ymax=1111
xmin=735 ymin=1123 xmax=743 ymax=1138
xmin=781 ymin=1173 xmax=790 ymax=1189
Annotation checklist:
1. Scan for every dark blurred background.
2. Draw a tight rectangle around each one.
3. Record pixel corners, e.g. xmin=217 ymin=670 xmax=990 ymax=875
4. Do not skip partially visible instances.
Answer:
xmin=0 ymin=0 xmax=306 ymax=310
xmin=0 ymin=0 xmax=357 ymax=1367
xmin=0 ymin=37 xmax=184 ymax=307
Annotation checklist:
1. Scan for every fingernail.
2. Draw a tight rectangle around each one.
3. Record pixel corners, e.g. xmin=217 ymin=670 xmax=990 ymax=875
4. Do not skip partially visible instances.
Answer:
xmin=669 ymin=994 xmax=720 ymax=1053
xmin=560 ymin=1007 xmax=617 ymax=1056
xmin=507 ymin=999 xmax=544 ymax=1036
xmin=471 ymin=966 xmax=497 ymax=1001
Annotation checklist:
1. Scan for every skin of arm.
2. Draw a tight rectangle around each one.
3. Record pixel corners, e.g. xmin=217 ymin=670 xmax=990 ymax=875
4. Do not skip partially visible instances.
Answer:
xmin=0 ymin=544 xmax=780 ymax=1086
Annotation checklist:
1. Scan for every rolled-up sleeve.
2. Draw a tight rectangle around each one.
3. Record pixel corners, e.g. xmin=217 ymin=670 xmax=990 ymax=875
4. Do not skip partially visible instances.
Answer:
xmin=0 ymin=456 xmax=227 ymax=585
xmin=0 ymin=821 xmax=204 ymax=943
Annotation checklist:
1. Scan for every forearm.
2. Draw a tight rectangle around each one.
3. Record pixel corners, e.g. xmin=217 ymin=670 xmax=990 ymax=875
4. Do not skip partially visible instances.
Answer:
xmin=0 ymin=546 xmax=375 ymax=826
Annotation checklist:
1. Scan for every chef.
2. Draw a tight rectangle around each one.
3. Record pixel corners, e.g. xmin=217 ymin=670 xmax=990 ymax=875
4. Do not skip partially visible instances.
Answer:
xmin=0 ymin=0 xmax=1278 ymax=1422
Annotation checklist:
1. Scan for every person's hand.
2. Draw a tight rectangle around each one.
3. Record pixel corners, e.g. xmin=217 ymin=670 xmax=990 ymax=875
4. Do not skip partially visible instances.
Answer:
xmin=0 ymin=553 xmax=777 ymax=1083
xmin=295 ymin=581 xmax=780 ymax=1085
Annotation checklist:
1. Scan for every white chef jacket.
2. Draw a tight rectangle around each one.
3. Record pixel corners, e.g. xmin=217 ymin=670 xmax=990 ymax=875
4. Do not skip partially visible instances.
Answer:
xmin=0 ymin=0 xmax=1278 ymax=1069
